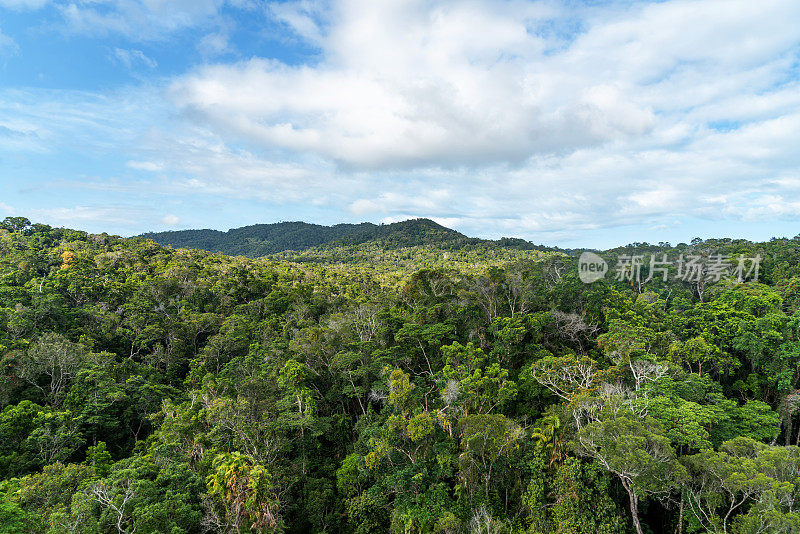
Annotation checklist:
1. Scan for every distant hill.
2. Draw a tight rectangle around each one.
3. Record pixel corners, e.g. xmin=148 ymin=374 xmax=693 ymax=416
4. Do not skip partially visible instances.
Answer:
xmin=143 ymin=218 xmax=558 ymax=258
xmin=141 ymin=221 xmax=375 ymax=257
xmin=326 ymin=218 xmax=466 ymax=248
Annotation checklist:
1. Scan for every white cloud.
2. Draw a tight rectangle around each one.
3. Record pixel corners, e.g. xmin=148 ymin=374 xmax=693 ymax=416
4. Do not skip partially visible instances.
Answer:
xmin=129 ymin=126 xmax=345 ymax=204
xmin=111 ymin=47 xmax=157 ymax=69
xmin=0 ymin=86 xmax=164 ymax=154
xmin=175 ymin=0 xmax=639 ymax=169
xmin=269 ymin=0 xmax=327 ymax=45
xmin=197 ymin=31 xmax=232 ymax=57
xmin=161 ymin=213 xmax=180 ymax=225
xmin=0 ymin=122 xmax=42 ymax=152
xmin=0 ymin=27 xmax=17 ymax=55
xmin=30 ymin=205 xmax=147 ymax=228
xmin=127 ymin=160 xmax=163 ymax=172
xmin=172 ymin=0 xmax=800 ymax=174
xmin=57 ymin=0 xmax=241 ymax=40
xmin=0 ymin=0 xmax=48 ymax=10
xmin=349 ymin=189 xmax=453 ymax=216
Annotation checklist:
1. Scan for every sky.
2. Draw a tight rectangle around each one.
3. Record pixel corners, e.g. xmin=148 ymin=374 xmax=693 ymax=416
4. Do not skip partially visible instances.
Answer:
xmin=0 ymin=0 xmax=799 ymax=249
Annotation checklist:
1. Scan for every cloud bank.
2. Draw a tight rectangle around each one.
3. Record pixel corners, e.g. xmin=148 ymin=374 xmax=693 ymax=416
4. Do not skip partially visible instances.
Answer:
xmin=2 ymin=0 xmax=800 ymax=244
xmin=161 ymin=0 xmax=800 ymax=238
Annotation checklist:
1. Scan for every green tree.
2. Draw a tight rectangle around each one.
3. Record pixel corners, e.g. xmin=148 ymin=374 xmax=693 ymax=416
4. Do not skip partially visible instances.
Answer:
xmin=16 ymin=332 xmax=86 ymax=406
xmin=575 ymin=417 xmax=684 ymax=534
xmin=206 ymin=452 xmax=282 ymax=533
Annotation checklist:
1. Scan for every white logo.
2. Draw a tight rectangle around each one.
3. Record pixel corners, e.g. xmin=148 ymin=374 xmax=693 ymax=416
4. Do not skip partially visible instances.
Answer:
xmin=578 ymin=251 xmax=608 ymax=283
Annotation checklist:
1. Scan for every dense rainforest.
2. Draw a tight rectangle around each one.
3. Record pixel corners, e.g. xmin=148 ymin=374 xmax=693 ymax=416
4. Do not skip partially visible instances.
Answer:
xmin=142 ymin=219 xmax=557 ymax=259
xmin=141 ymin=221 xmax=380 ymax=258
xmin=3 ymin=215 xmax=800 ymax=533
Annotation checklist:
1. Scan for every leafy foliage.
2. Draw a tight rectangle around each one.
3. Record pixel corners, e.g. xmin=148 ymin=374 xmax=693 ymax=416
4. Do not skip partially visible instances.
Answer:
xmin=3 ymin=217 xmax=800 ymax=533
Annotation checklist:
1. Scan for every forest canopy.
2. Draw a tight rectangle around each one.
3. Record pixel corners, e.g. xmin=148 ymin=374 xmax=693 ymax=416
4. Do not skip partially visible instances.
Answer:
xmin=3 ymin=216 xmax=800 ymax=533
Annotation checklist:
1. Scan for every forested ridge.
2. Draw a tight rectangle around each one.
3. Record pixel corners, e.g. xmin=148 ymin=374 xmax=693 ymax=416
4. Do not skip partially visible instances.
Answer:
xmin=141 ymin=221 xmax=379 ymax=258
xmin=4 ymin=215 xmax=800 ymax=533
xmin=142 ymin=219 xmax=558 ymax=259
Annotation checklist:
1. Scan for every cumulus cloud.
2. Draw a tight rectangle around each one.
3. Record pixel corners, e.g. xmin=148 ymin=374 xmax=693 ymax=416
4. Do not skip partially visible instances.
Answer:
xmin=172 ymin=0 xmax=800 ymax=173
xmin=164 ymin=0 xmax=800 ymax=240
xmin=174 ymin=0 xmax=655 ymax=168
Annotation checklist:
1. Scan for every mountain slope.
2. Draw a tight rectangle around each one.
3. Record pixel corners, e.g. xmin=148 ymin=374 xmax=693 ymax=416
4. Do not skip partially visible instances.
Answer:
xmin=141 ymin=221 xmax=376 ymax=257
xmin=142 ymin=218 xmax=555 ymax=258
xmin=328 ymin=218 xmax=466 ymax=248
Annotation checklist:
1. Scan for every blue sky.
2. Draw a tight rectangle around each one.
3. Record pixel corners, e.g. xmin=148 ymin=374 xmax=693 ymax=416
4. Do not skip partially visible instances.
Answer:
xmin=1 ymin=0 xmax=799 ymax=248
